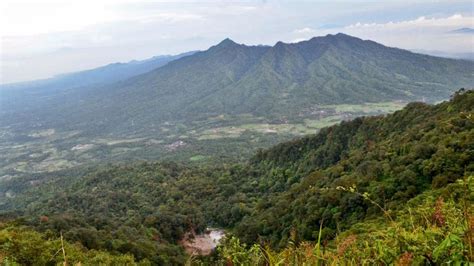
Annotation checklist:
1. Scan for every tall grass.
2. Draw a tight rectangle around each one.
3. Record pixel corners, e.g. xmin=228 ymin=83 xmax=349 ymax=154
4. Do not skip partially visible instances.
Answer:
xmin=206 ymin=177 xmax=473 ymax=265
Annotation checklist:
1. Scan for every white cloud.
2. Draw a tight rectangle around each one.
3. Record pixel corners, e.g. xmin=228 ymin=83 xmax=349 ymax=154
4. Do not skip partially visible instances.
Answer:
xmin=339 ymin=14 xmax=474 ymax=53
xmin=291 ymin=27 xmax=320 ymax=44
xmin=134 ymin=12 xmax=204 ymax=24
xmin=294 ymin=27 xmax=316 ymax=34
xmin=291 ymin=38 xmax=310 ymax=43
xmin=346 ymin=14 xmax=472 ymax=30
xmin=0 ymin=1 xmax=207 ymax=37
xmin=0 ymin=1 xmax=118 ymax=37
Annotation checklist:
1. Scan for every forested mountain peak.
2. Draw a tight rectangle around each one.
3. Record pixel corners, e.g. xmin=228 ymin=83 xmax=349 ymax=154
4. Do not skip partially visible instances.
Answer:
xmin=0 ymin=33 xmax=472 ymax=182
xmin=3 ymin=33 xmax=472 ymax=128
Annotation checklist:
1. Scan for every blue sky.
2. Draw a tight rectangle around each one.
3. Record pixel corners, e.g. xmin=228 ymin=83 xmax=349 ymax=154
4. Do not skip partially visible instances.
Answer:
xmin=1 ymin=0 xmax=473 ymax=83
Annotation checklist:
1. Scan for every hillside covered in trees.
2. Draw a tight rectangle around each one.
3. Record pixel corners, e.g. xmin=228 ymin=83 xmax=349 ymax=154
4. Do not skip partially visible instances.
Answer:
xmin=1 ymin=89 xmax=473 ymax=264
xmin=3 ymin=34 xmax=472 ymax=136
xmin=1 ymin=34 xmax=473 ymax=182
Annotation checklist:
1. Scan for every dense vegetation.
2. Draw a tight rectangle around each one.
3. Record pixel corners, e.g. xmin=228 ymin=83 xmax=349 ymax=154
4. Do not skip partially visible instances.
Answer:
xmin=2 ymin=34 xmax=471 ymax=136
xmin=1 ymin=89 xmax=472 ymax=264
xmin=234 ymin=89 xmax=473 ymax=247
xmin=1 ymin=163 xmax=210 ymax=264
xmin=0 ymin=223 xmax=140 ymax=265
xmin=0 ymin=34 xmax=472 ymax=183
xmin=212 ymin=177 xmax=473 ymax=265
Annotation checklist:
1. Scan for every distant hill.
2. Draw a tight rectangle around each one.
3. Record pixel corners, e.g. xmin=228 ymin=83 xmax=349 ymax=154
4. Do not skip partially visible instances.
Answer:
xmin=449 ymin=27 xmax=474 ymax=34
xmin=2 ymin=33 xmax=471 ymax=136
xmin=89 ymin=33 xmax=473 ymax=125
xmin=0 ymin=51 xmax=196 ymax=92
xmin=411 ymin=49 xmax=474 ymax=61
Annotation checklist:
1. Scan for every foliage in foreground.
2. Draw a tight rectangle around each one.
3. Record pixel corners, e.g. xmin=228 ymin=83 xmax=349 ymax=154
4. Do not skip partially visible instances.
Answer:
xmin=0 ymin=223 xmax=144 ymax=265
xmin=211 ymin=177 xmax=473 ymax=265
xmin=0 ymin=90 xmax=473 ymax=264
xmin=2 ymin=173 xmax=472 ymax=266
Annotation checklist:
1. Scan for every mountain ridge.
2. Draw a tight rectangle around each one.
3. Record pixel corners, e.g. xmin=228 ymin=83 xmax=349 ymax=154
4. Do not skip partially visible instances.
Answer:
xmin=0 ymin=33 xmax=472 ymax=177
xmin=0 ymin=51 xmax=197 ymax=90
xmin=0 ymin=33 xmax=474 ymax=132
xmin=2 ymin=33 xmax=472 ymax=134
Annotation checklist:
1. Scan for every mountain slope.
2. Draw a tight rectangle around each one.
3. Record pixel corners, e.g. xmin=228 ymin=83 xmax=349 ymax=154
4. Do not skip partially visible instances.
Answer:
xmin=1 ymin=34 xmax=472 ymax=136
xmin=235 ymin=89 xmax=473 ymax=246
xmin=185 ymin=33 xmax=472 ymax=117
xmin=1 ymin=90 xmax=472 ymax=264
xmin=0 ymin=34 xmax=472 ymax=179
xmin=98 ymin=34 xmax=472 ymax=125
xmin=0 ymin=51 xmax=195 ymax=92
xmin=0 ymin=51 xmax=195 ymax=129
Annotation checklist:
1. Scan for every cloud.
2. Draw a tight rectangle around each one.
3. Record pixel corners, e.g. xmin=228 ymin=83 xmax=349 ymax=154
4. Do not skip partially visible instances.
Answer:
xmin=291 ymin=38 xmax=310 ymax=43
xmin=346 ymin=14 xmax=472 ymax=31
xmin=136 ymin=12 xmax=204 ymax=24
xmin=0 ymin=1 xmax=118 ymax=37
xmin=291 ymin=27 xmax=319 ymax=43
xmin=294 ymin=27 xmax=315 ymax=34
xmin=338 ymin=14 xmax=474 ymax=53
xmin=0 ymin=1 xmax=207 ymax=37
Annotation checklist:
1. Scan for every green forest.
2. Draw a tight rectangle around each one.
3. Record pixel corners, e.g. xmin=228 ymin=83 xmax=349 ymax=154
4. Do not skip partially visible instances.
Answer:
xmin=2 ymin=33 xmax=472 ymax=179
xmin=1 ymin=89 xmax=473 ymax=265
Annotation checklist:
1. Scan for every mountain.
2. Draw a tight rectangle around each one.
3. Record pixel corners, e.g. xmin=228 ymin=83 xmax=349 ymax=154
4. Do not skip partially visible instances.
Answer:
xmin=0 ymin=50 xmax=195 ymax=131
xmin=449 ymin=27 xmax=474 ymax=34
xmin=0 ymin=51 xmax=196 ymax=91
xmin=2 ymin=89 xmax=472 ymax=264
xmin=72 ymin=33 xmax=473 ymax=127
xmin=0 ymin=34 xmax=472 ymax=178
xmin=3 ymin=34 xmax=472 ymax=132
xmin=411 ymin=49 xmax=474 ymax=61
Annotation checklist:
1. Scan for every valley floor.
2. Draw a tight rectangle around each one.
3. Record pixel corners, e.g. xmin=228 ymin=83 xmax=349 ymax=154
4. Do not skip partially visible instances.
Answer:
xmin=0 ymin=101 xmax=404 ymax=184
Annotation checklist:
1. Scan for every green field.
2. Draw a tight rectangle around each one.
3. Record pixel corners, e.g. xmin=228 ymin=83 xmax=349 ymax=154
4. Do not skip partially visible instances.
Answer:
xmin=0 ymin=101 xmax=406 ymax=179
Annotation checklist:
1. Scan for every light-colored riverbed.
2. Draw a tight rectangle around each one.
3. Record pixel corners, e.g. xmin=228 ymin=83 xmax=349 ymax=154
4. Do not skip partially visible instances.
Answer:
xmin=181 ymin=228 xmax=225 ymax=255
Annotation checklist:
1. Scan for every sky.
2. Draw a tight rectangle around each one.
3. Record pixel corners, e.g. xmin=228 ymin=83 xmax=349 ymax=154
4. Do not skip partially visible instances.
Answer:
xmin=0 ymin=0 xmax=473 ymax=84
